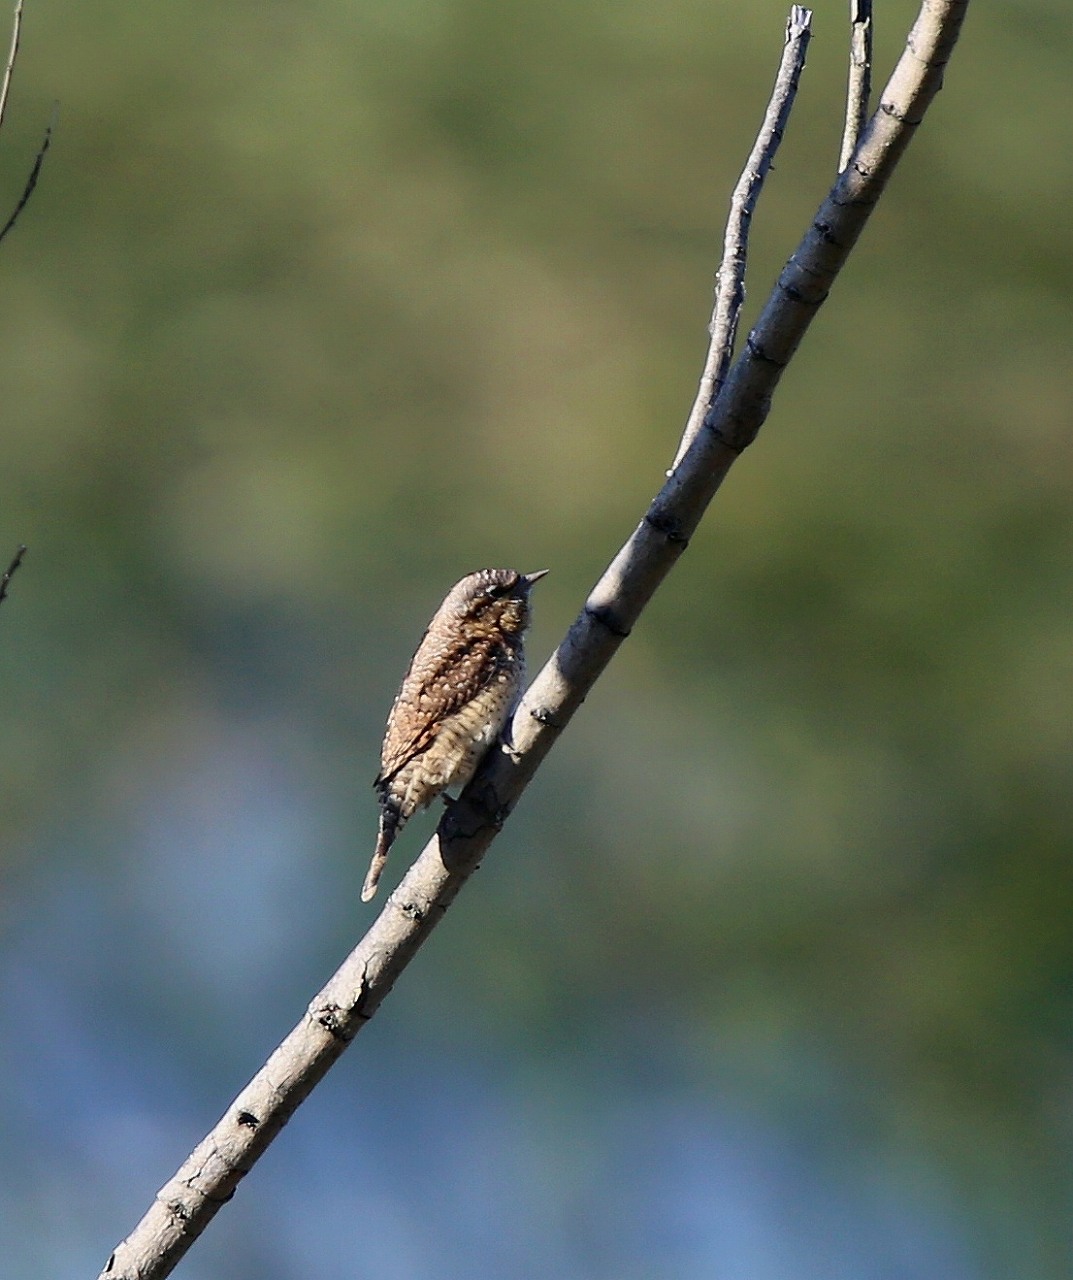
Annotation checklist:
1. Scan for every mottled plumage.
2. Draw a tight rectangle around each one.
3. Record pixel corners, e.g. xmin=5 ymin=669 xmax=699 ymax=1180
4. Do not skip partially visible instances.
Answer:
xmin=362 ymin=567 xmax=547 ymax=901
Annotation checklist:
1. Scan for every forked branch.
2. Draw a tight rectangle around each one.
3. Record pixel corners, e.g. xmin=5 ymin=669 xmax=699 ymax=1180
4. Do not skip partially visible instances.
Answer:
xmin=673 ymin=4 xmax=811 ymax=471
xmin=99 ymin=3 xmax=971 ymax=1277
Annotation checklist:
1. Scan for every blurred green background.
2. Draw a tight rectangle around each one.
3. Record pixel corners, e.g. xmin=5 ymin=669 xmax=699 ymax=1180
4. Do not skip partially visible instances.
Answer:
xmin=0 ymin=0 xmax=1069 ymax=1276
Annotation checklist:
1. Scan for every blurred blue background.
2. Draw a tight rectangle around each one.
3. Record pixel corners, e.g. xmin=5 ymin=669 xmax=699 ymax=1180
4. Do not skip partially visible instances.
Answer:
xmin=0 ymin=1 xmax=1069 ymax=1276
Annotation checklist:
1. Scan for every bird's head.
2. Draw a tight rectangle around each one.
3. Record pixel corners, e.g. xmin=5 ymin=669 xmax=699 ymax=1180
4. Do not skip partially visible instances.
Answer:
xmin=447 ymin=567 xmax=548 ymax=638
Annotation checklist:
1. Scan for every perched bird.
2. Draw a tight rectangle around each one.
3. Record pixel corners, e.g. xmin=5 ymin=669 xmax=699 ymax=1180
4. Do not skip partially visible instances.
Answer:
xmin=362 ymin=567 xmax=548 ymax=902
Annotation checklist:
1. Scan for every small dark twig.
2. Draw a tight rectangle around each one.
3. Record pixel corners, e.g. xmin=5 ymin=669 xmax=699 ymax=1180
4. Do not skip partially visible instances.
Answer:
xmin=839 ymin=0 xmax=873 ymax=172
xmin=0 ymin=544 xmax=26 ymax=605
xmin=0 ymin=103 xmax=55 ymax=246
xmin=672 ymin=6 xmax=813 ymax=472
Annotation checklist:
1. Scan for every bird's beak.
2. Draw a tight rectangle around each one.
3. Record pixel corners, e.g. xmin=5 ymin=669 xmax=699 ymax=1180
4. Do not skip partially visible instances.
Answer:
xmin=523 ymin=569 xmax=550 ymax=589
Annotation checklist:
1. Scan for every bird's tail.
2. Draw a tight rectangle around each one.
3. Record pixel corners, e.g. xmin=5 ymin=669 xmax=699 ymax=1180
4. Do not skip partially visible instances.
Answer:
xmin=362 ymin=808 xmax=399 ymax=902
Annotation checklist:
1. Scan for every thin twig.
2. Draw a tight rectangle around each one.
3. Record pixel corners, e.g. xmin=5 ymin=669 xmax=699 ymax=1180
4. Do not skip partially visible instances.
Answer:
xmin=672 ymin=5 xmax=812 ymax=472
xmin=0 ymin=102 xmax=54 ymax=247
xmin=839 ymin=0 xmax=873 ymax=172
xmin=0 ymin=0 xmax=23 ymax=136
xmin=97 ymin=3 xmax=971 ymax=1277
xmin=0 ymin=543 xmax=25 ymax=604
xmin=0 ymin=0 xmax=55 ymax=248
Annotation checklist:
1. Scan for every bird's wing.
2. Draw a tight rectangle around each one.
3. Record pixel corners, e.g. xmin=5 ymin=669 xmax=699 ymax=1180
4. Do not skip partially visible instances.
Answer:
xmin=375 ymin=633 xmax=501 ymax=787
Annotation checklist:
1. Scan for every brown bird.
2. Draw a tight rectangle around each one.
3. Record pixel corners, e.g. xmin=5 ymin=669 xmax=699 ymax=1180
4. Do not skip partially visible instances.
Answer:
xmin=362 ymin=567 xmax=548 ymax=902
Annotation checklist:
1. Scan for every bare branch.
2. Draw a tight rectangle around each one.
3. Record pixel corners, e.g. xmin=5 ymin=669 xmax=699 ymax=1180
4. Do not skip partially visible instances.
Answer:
xmin=839 ymin=0 xmax=873 ymax=172
xmin=97 ymin=2 xmax=971 ymax=1277
xmin=672 ymin=5 xmax=812 ymax=472
xmin=0 ymin=103 xmax=54 ymax=246
xmin=0 ymin=543 xmax=24 ymax=604
xmin=0 ymin=0 xmax=24 ymax=136
xmin=0 ymin=1 xmax=54 ymax=247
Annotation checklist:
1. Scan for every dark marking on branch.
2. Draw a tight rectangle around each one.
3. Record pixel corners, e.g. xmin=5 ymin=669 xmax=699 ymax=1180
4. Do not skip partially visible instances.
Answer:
xmin=813 ymin=218 xmax=844 ymax=246
xmin=745 ymin=335 xmax=787 ymax=368
xmin=644 ymin=508 xmax=690 ymax=547
xmin=528 ymin=703 xmax=563 ymax=730
xmin=312 ymin=1003 xmax=351 ymax=1042
xmin=879 ymin=98 xmax=920 ymax=126
xmin=584 ymin=603 xmax=631 ymax=640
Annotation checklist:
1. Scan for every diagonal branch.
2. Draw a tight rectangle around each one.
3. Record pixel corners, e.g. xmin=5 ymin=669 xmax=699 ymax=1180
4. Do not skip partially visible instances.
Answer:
xmin=0 ymin=103 xmax=53 ymax=246
xmin=0 ymin=543 xmax=25 ymax=604
xmin=839 ymin=0 xmax=874 ymax=172
xmin=672 ymin=4 xmax=811 ymax=472
xmin=98 ymin=3 xmax=971 ymax=1277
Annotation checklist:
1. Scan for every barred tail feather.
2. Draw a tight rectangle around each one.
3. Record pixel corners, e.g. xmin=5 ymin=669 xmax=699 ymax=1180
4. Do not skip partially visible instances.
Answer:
xmin=362 ymin=808 xmax=399 ymax=902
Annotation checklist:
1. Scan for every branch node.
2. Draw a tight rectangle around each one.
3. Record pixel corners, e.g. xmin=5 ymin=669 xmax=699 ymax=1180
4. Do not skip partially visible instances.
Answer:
xmin=312 ymin=1001 xmax=352 ymax=1043
xmin=528 ymin=703 xmax=563 ymax=730
xmin=812 ymin=218 xmax=844 ymax=246
xmin=160 ymin=1196 xmax=191 ymax=1225
xmin=879 ymin=97 xmax=919 ymax=126
xmin=584 ymin=603 xmax=631 ymax=640
xmin=777 ymin=278 xmax=811 ymax=305
xmin=644 ymin=507 xmax=690 ymax=548
xmin=745 ymin=334 xmax=787 ymax=368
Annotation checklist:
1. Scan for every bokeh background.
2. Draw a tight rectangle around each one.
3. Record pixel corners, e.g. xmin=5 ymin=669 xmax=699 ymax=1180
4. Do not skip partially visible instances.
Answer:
xmin=0 ymin=0 xmax=1069 ymax=1276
